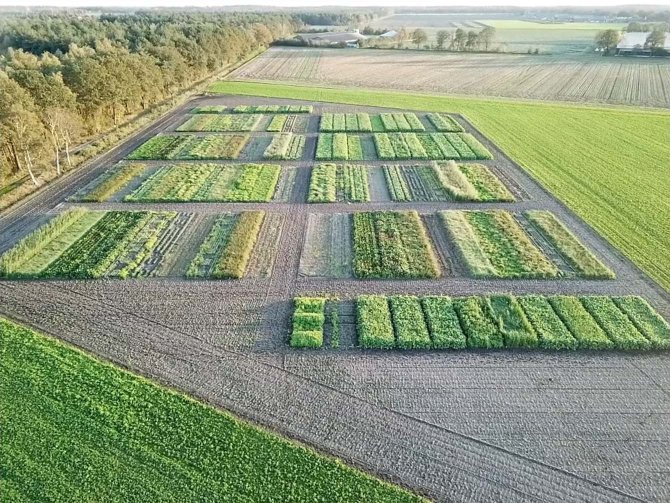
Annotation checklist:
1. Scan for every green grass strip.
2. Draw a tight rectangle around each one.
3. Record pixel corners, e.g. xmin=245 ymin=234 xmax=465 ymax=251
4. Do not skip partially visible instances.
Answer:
xmin=0 ymin=318 xmax=423 ymax=502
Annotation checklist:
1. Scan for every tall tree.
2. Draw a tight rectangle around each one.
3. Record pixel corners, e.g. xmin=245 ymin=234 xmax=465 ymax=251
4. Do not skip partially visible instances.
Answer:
xmin=466 ymin=31 xmax=479 ymax=51
xmin=646 ymin=29 xmax=667 ymax=54
xmin=452 ymin=29 xmax=467 ymax=51
xmin=436 ymin=30 xmax=451 ymax=50
xmin=595 ymin=29 xmax=621 ymax=55
xmin=412 ymin=29 xmax=428 ymax=49
xmin=478 ymin=26 xmax=496 ymax=51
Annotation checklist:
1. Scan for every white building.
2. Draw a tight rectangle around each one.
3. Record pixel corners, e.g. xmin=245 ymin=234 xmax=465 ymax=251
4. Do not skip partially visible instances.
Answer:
xmin=617 ymin=31 xmax=670 ymax=55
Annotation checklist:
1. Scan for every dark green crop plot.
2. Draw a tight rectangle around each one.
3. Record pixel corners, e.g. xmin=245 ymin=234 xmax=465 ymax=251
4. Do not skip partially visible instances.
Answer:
xmin=453 ymin=296 xmax=503 ymax=349
xmin=549 ymin=295 xmax=614 ymax=350
xmin=518 ymin=296 xmax=577 ymax=350
xmin=389 ymin=296 xmax=432 ymax=350
xmin=352 ymin=211 xmax=441 ymax=279
xmin=0 ymin=318 xmax=424 ymax=502
xmin=486 ymin=295 xmax=537 ymax=348
xmin=421 ymin=296 xmax=467 ymax=349
xmin=581 ymin=296 xmax=651 ymax=350
xmin=357 ymin=295 xmax=395 ymax=349
xmin=291 ymin=297 xmax=327 ymax=348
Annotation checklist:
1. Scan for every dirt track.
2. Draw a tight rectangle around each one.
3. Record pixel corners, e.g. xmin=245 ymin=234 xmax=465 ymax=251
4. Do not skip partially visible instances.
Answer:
xmin=1 ymin=95 xmax=669 ymax=502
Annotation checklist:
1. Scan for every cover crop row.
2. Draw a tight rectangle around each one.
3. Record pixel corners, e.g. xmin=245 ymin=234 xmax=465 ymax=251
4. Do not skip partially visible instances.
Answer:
xmin=374 ymin=133 xmax=492 ymax=160
xmin=126 ymin=164 xmax=280 ymax=202
xmin=128 ymin=134 xmax=249 ymax=160
xmin=354 ymin=294 xmax=670 ymax=351
xmin=177 ymin=114 xmax=261 ymax=132
xmin=187 ymin=211 xmax=264 ymax=279
xmin=308 ymin=164 xmax=370 ymax=203
xmin=353 ymin=211 xmax=441 ymax=279
xmin=442 ymin=210 xmax=559 ymax=278
xmin=263 ymin=133 xmax=305 ymax=160
xmin=384 ymin=161 xmax=514 ymax=202
xmin=315 ymin=133 xmax=365 ymax=161
xmin=233 ymin=105 xmax=311 ymax=113
xmin=426 ymin=113 xmax=464 ymax=132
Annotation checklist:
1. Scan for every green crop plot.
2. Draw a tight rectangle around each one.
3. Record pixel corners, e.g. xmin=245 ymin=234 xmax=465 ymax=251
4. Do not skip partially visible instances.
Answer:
xmin=128 ymin=134 xmax=249 ymax=160
xmin=320 ymin=113 xmax=373 ymax=132
xmin=0 ymin=318 xmax=425 ymax=502
xmin=191 ymin=105 xmax=226 ymax=113
xmin=76 ymin=163 xmax=146 ymax=202
xmin=233 ymin=104 xmax=312 ymax=113
xmin=348 ymin=294 xmax=669 ymax=351
xmin=0 ymin=209 xmax=185 ymax=279
xmin=442 ymin=210 xmax=558 ymax=278
xmin=187 ymin=211 xmax=264 ymax=279
xmin=315 ymin=133 xmax=366 ymax=161
xmin=177 ymin=114 xmax=261 ymax=132
xmin=374 ymin=133 xmax=491 ymax=160
xmin=126 ymin=164 xmax=280 ymax=202
xmin=211 ymin=83 xmax=670 ymax=291
xmin=427 ymin=113 xmax=464 ymax=132
xmin=352 ymin=211 xmax=440 ymax=279
xmin=290 ymin=297 xmax=327 ymax=348
xmin=308 ymin=164 xmax=370 ymax=203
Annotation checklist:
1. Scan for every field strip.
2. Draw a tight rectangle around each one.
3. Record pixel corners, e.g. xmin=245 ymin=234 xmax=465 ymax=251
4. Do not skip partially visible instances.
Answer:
xmin=0 ymin=282 xmax=647 ymax=502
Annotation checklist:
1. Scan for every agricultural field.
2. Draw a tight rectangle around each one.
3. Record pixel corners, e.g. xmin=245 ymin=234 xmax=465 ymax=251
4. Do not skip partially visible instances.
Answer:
xmin=233 ymin=104 xmax=312 ymax=113
xmin=186 ymin=211 xmax=264 ymax=279
xmin=308 ymin=164 xmax=370 ymax=203
xmin=125 ymin=164 xmax=280 ymax=203
xmin=0 ymin=318 xmax=423 ymax=502
xmin=352 ymin=211 xmax=441 ymax=279
xmin=385 ymin=162 xmax=514 ymax=202
xmin=191 ymin=105 xmax=227 ymax=113
xmin=351 ymin=294 xmax=669 ymax=351
xmin=263 ymin=133 xmax=306 ymax=160
xmin=0 ymin=208 xmax=190 ymax=279
xmin=299 ymin=213 xmax=352 ymax=278
xmin=374 ymin=132 xmax=492 ymax=161
xmin=73 ymin=163 xmax=147 ymax=202
xmin=229 ymin=48 xmax=670 ymax=108
xmin=176 ymin=113 xmax=261 ymax=132
xmin=128 ymin=134 xmax=249 ymax=160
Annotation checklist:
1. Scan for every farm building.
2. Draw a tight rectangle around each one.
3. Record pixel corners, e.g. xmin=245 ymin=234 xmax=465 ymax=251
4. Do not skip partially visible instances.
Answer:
xmin=379 ymin=30 xmax=398 ymax=39
xmin=617 ymin=31 xmax=670 ymax=55
xmin=297 ymin=30 xmax=368 ymax=48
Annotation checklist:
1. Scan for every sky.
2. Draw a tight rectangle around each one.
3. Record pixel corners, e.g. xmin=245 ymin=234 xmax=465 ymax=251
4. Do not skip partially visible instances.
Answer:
xmin=2 ymin=0 xmax=669 ymax=7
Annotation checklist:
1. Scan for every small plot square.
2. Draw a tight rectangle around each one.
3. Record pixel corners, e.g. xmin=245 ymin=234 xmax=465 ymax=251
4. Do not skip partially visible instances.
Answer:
xmin=307 ymin=164 xmax=370 ymax=203
xmin=353 ymin=211 xmax=441 ymax=279
xmin=176 ymin=114 xmax=261 ymax=132
xmin=128 ymin=134 xmax=249 ymax=160
xmin=315 ymin=133 xmax=368 ymax=161
xmin=125 ymin=164 xmax=280 ymax=203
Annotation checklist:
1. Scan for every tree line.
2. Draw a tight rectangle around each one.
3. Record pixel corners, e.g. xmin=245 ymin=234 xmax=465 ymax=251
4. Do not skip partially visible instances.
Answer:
xmin=0 ymin=12 xmax=297 ymax=188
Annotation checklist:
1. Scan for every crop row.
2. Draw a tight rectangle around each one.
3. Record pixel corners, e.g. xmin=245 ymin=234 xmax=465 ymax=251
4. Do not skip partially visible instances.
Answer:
xmin=233 ymin=105 xmax=311 ymax=114
xmin=263 ymin=133 xmax=305 ymax=160
xmin=176 ymin=114 xmax=261 ymax=132
xmin=77 ymin=163 xmax=146 ymax=202
xmin=266 ymin=115 xmax=289 ymax=132
xmin=353 ymin=211 xmax=441 ymax=279
xmin=191 ymin=105 xmax=226 ymax=113
xmin=526 ymin=210 xmax=614 ymax=279
xmin=187 ymin=211 xmax=264 ymax=279
xmin=320 ymin=113 xmax=373 ymax=132
xmin=315 ymin=133 xmax=365 ymax=161
xmin=308 ymin=164 xmax=370 ymax=203
xmin=443 ymin=210 xmax=559 ymax=279
xmin=353 ymin=294 xmax=670 ymax=351
xmin=426 ymin=114 xmax=464 ymax=132
xmin=384 ymin=161 xmax=514 ymax=202
xmin=128 ymin=134 xmax=249 ymax=160
xmin=126 ymin=163 xmax=280 ymax=202
xmin=374 ymin=133 xmax=492 ymax=160
xmin=379 ymin=113 xmax=425 ymax=132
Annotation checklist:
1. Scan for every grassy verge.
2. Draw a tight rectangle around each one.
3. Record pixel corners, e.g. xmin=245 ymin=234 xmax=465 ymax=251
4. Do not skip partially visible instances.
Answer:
xmin=209 ymin=81 xmax=670 ymax=291
xmin=0 ymin=318 xmax=425 ymax=502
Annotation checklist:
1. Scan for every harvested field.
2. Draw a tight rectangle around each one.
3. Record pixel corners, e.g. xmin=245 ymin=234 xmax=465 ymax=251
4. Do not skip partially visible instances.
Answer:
xmin=230 ymin=47 xmax=670 ymax=108
xmin=299 ymin=213 xmax=352 ymax=278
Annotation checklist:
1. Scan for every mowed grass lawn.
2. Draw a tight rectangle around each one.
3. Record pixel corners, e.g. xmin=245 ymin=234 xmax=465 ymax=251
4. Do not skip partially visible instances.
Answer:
xmin=211 ymin=81 xmax=670 ymax=291
xmin=0 ymin=318 xmax=424 ymax=502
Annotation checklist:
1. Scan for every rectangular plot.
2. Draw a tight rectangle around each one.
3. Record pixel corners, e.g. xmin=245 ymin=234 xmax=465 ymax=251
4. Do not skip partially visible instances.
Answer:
xmin=614 ymin=297 xmax=670 ymax=349
xmin=389 ymin=296 xmax=432 ymax=349
xmin=176 ymin=114 xmax=261 ymax=132
xmin=581 ymin=296 xmax=651 ymax=350
xmin=486 ymin=295 xmax=537 ymax=349
xmin=357 ymin=295 xmax=395 ymax=349
xmin=299 ymin=213 xmax=352 ymax=278
xmin=549 ymin=296 xmax=614 ymax=350
xmin=128 ymin=135 xmax=249 ymax=160
xmin=518 ymin=296 xmax=577 ymax=350
xmin=427 ymin=113 xmax=464 ymax=132
xmin=458 ymin=163 xmax=515 ymax=202
xmin=421 ymin=296 xmax=466 ymax=349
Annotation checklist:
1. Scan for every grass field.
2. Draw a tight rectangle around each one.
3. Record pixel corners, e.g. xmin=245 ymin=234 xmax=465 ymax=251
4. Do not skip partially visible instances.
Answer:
xmin=230 ymin=48 xmax=670 ymax=108
xmin=0 ymin=318 xmax=424 ymax=502
xmin=210 ymin=82 xmax=670 ymax=291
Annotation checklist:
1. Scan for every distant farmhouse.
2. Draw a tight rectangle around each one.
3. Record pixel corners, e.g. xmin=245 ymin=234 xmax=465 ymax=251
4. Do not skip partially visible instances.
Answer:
xmin=294 ymin=29 xmax=398 ymax=48
xmin=296 ymin=30 xmax=368 ymax=48
xmin=617 ymin=31 xmax=670 ymax=56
